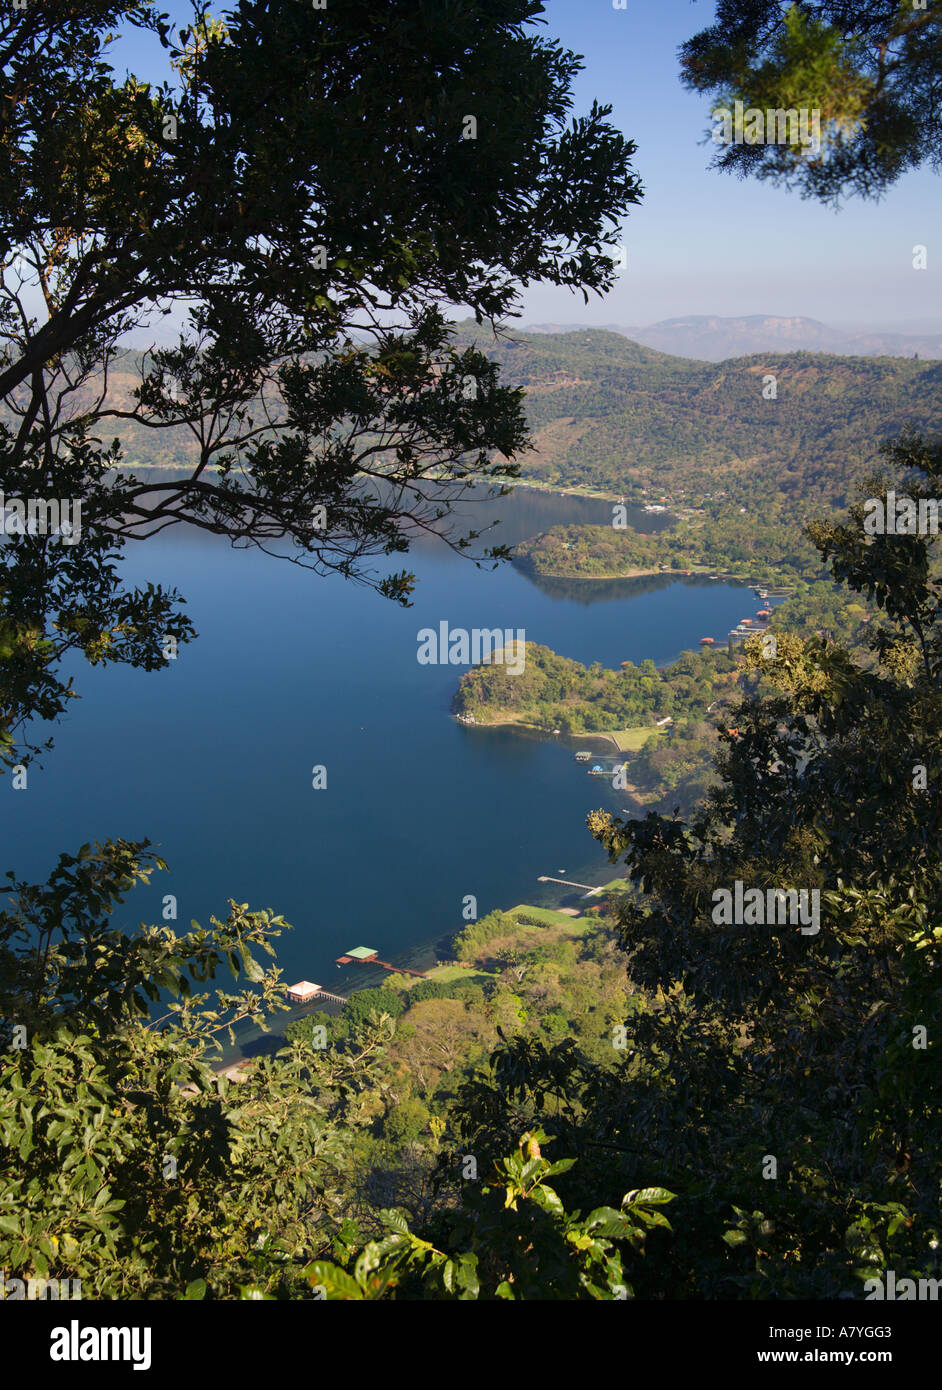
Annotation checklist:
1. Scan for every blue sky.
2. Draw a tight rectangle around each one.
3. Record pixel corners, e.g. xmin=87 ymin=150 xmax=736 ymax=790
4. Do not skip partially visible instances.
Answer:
xmin=531 ymin=0 xmax=941 ymax=327
xmin=110 ymin=0 xmax=941 ymax=330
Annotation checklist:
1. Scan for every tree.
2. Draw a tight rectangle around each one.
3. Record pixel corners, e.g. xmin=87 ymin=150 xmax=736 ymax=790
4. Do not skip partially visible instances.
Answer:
xmin=568 ymin=434 xmax=942 ymax=1295
xmin=389 ymin=997 xmax=487 ymax=1089
xmin=0 ymin=838 xmax=397 ymax=1298
xmin=383 ymin=1097 xmax=430 ymax=1149
xmin=0 ymin=0 xmax=642 ymax=760
xmin=304 ymin=1130 xmax=675 ymax=1300
xmin=681 ymin=1 xmax=942 ymax=201
xmin=343 ymin=988 xmax=405 ymax=1032
xmin=433 ymin=432 xmax=942 ymax=1298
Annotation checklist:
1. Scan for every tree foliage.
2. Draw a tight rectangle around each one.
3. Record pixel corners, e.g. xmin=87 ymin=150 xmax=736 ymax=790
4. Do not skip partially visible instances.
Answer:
xmin=681 ymin=0 xmax=942 ymax=201
xmin=0 ymin=0 xmax=641 ymax=760
xmin=450 ymin=434 xmax=942 ymax=1296
xmin=0 ymin=838 xmax=399 ymax=1297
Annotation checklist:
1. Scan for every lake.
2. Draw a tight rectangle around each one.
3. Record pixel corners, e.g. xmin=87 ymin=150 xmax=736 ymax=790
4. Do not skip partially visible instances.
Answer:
xmin=0 ymin=484 xmax=755 ymax=1047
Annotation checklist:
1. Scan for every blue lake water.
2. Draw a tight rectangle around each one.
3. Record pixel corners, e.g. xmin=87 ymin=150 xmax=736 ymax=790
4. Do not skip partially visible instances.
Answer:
xmin=0 ymin=485 xmax=757 ymax=1025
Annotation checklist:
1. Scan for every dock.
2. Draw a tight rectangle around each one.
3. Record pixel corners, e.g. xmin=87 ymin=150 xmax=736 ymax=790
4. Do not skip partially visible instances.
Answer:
xmin=286 ymin=981 xmax=348 ymax=1006
xmin=367 ymin=959 xmax=429 ymax=978
xmin=336 ymin=946 xmax=429 ymax=979
xmin=538 ymin=875 xmax=602 ymax=895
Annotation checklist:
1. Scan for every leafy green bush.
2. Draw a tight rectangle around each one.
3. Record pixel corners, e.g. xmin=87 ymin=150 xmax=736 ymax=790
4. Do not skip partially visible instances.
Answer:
xmin=343 ymin=988 xmax=405 ymax=1029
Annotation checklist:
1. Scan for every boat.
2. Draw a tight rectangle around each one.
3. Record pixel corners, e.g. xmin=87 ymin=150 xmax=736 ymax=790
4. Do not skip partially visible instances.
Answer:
xmin=574 ymin=751 xmax=592 ymax=762
xmin=699 ymin=636 xmax=715 ymax=644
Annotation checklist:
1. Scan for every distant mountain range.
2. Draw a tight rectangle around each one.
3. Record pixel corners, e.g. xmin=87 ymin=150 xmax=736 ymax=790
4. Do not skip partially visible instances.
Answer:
xmin=522 ymin=315 xmax=942 ymax=363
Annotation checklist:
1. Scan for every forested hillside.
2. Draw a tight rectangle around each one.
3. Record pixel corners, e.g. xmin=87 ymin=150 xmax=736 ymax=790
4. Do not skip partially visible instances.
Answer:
xmin=12 ymin=327 xmax=941 ymax=506
xmin=453 ymin=322 xmax=942 ymax=509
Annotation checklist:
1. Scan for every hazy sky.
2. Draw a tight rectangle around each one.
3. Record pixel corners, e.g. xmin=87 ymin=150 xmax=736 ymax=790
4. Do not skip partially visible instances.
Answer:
xmin=110 ymin=1 xmax=940 ymax=333
xmin=525 ymin=0 xmax=941 ymax=327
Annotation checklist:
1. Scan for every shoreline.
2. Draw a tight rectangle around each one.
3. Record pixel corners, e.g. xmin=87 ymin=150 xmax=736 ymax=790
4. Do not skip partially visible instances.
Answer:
xmin=517 ymin=563 xmax=667 ymax=580
xmin=518 ymin=558 xmax=751 ymax=581
xmin=518 ymin=561 xmax=794 ymax=591
xmin=211 ymin=873 xmax=617 ymax=1074
xmin=114 ymin=463 xmax=645 ymax=509
xmin=456 ymin=714 xmax=651 ymax=755
xmin=492 ymin=475 xmax=649 ymax=506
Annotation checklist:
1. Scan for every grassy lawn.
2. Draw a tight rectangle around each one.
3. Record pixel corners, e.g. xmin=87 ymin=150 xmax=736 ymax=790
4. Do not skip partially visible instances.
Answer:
xmin=509 ymin=905 xmax=596 ymax=940
xmin=609 ymin=726 xmax=662 ymax=752
xmin=423 ymin=964 xmax=497 ymax=984
xmin=595 ymin=877 xmax=631 ymax=893
xmin=395 ymin=906 xmax=603 ymax=989
xmin=385 ymin=964 xmax=498 ymax=991
xmin=507 ymin=903 xmax=581 ymax=926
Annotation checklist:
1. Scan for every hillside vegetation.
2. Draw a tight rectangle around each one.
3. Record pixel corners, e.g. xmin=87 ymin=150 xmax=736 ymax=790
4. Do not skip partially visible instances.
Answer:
xmin=452 ymin=322 xmax=942 ymax=510
xmin=515 ymin=515 xmax=822 ymax=584
xmin=12 ymin=328 xmax=941 ymax=503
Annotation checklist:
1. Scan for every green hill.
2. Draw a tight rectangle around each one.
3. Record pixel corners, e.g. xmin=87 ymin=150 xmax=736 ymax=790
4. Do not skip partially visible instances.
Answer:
xmin=451 ymin=321 xmax=942 ymax=511
xmin=21 ymin=329 xmax=942 ymax=510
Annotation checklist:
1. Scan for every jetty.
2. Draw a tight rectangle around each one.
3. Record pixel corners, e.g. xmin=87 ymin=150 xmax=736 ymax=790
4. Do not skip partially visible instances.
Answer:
xmin=538 ymin=875 xmax=602 ymax=895
xmin=285 ymin=982 xmax=349 ymax=1006
xmin=313 ymin=989 xmax=349 ymax=1005
xmin=336 ymin=946 xmax=429 ymax=979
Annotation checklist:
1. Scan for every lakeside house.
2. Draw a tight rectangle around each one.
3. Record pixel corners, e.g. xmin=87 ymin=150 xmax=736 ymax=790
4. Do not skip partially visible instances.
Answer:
xmin=286 ymin=981 xmax=321 ymax=1003
xmin=336 ymin=946 xmax=379 ymax=966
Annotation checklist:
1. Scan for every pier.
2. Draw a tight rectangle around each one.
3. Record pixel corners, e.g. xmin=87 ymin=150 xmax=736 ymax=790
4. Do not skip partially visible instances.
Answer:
xmin=311 ymin=989 xmax=348 ymax=1006
xmin=538 ymin=875 xmax=602 ymax=895
xmin=336 ymin=946 xmax=429 ymax=978
xmin=374 ymin=960 xmax=429 ymax=978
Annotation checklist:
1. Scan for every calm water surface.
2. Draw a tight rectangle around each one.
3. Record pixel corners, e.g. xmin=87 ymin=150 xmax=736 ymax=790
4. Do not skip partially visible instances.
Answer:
xmin=1 ymin=486 xmax=755 ymax=1022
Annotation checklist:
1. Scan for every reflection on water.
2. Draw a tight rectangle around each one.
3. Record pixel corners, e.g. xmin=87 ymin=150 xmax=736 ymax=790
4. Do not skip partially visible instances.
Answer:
xmin=516 ymin=569 xmax=711 ymax=606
